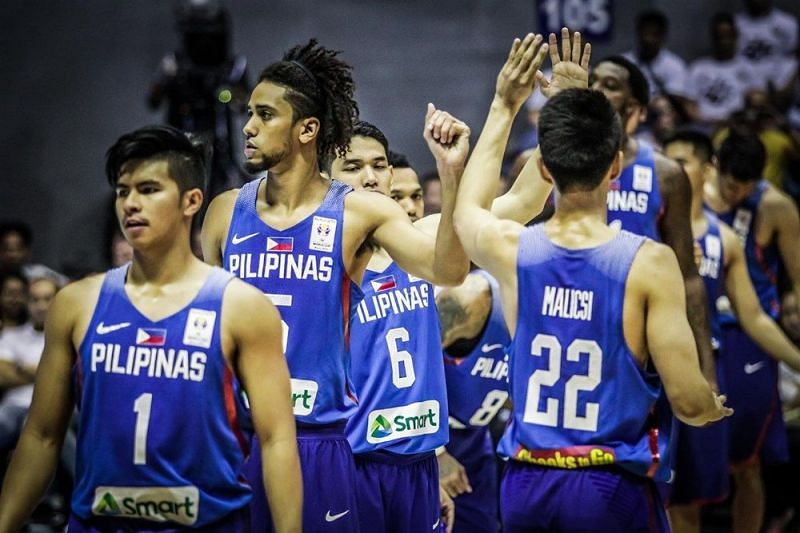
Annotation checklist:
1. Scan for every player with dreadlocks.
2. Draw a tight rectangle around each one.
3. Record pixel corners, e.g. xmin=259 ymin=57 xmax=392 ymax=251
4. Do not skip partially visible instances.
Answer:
xmin=202 ymin=39 xmax=469 ymax=532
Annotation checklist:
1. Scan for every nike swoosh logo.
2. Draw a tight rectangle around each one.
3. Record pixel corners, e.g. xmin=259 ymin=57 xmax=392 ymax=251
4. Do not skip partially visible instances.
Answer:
xmin=744 ymin=361 xmax=766 ymax=374
xmin=325 ymin=510 xmax=350 ymax=522
xmin=231 ymin=232 xmax=259 ymax=245
xmin=432 ymin=518 xmax=441 ymax=530
xmin=481 ymin=343 xmax=504 ymax=353
xmin=96 ymin=322 xmax=131 ymax=335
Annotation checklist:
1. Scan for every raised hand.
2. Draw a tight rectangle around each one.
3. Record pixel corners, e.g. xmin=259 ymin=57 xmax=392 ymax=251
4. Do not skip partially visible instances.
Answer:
xmin=538 ymin=27 xmax=592 ymax=98
xmin=424 ymin=103 xmax=471 ymax=174
xmin=494 ymin=33 xmax=549 ymax=113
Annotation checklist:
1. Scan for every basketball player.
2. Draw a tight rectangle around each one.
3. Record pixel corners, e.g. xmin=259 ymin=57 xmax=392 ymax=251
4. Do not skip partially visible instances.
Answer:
xmin=664 ymin=129 xmax=800 ymax=533
xmin=703 ymin=131 xmax=800 ymax=533
xmin=0 ymin=126 xmax=301 ymax=532
xmin=201 ymin=40 xmax=469 ymax=532
xmin=591 ymin=56 xmax=716 ymax=385
xmin=454 ymin=37 xmax=731 ymax=531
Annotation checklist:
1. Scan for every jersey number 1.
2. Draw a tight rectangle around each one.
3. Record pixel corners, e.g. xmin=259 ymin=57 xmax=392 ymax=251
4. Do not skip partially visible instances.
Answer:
xmin=133 ymin=393 xmax=152 ymax=465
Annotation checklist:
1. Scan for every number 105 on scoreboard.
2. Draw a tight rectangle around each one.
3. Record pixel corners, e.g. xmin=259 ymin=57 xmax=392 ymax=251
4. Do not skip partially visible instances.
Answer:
xmin=537 ymin=0 xmax=613 ymax=42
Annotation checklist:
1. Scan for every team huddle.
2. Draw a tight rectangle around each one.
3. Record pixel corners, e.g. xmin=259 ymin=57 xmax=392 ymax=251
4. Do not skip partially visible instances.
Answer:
xmin=1 ymin=26 xmax=799 ymax=533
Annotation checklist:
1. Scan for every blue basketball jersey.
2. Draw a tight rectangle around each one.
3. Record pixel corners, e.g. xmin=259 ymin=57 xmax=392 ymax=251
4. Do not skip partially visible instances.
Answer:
xmin=443 ymin=270 xmax=510 ymax=430
xmin=346 ymin=261 xmax=448 ymax=455
xmin=223 ymin=178 xmax=363 ymax=425
xmin=607 ymin=140 xmax=663 ymax=240
xmin=697 ymin=211 xmax=725 ymax=349
xmin=499 ymin=225 xmax=668 ymax=480
xmin=717 ymin=180 xmax=782 ymax=322
xmin=71 ymin=265 xmax=251 ymax=527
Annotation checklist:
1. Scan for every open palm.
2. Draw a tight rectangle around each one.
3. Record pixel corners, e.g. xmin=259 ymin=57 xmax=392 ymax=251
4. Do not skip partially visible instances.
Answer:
xmin=539 ymin=27 xmax=592 ymax=98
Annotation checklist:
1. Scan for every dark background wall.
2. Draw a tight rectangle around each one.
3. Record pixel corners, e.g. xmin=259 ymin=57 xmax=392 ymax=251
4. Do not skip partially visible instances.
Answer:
xmin=2 ymin=0 xmax=798 ymax=273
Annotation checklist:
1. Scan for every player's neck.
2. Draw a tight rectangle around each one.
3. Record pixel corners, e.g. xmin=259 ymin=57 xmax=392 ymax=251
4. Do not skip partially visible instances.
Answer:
xmin=549 ymin=191 xmax=611 ymax=236
xmin=622 ymin=136 xmax=638 ymax=166
xmin=265 ymin=152 xmax=327 ymax=211
xmin=129 ymin=236 xmax=200 ymax=286
xmin=690 ymin=184 xmax=706 ymax=222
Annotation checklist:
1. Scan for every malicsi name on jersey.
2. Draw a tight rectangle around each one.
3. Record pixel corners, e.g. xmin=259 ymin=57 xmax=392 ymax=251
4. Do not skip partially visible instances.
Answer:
xmin=541 ymin=286 xmax=595 ymax=321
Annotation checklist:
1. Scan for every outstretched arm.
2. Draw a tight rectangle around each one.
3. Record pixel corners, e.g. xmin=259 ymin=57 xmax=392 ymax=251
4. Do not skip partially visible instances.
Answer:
xmin=0 ymin=287 xmax=80 ymax=531
xmin=657 ymin=156 xmax=717 ymax=387
xmin=370 ymin=108 xmax=471 ymax=285
xmin=771 ymin=192 xmax=800 ymax=340
xmin=225 ymin=281 xmax=301 ymax=533
xmin=633 ymin=242 xmax=731 ymax=426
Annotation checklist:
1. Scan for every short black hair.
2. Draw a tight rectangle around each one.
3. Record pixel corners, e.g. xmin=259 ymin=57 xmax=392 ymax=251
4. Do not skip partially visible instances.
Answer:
xmin=663 ymin=128 xmax=714 ymax=163
xmin=538 ymin=89 xmax=622 ymax=193
xmin=718 ymin=132 xmax=765 ymax=183
xmin=0 ymin=221 xmax=33 ymax=248
xmin=388 ymin=150 xmax=411 ymax=169
xmin=597 ymin=56 xmax=650 ymax=107
xmin=0 ymin=270 xmax=29 ymax=293
xmin=323 ymin=120 xmax=388 ymax=172
xmin=105 ymin=125 xmax=207 ymax=193
xmin=259 ymin=39 xmax=359 ymax=162
xmin=637 ymin=10 xmax=669 ymax=33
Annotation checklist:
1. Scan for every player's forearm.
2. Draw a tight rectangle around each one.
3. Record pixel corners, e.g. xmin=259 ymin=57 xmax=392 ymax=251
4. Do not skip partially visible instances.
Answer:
xmin=0 ymin=428 xmax=62 ymax=531
xmin=454 ymin=101 xmax=515 ymax=251
xmin=741 ymin=311 xmax=800 ymax=372
xmin=432 ymin=167 xmax=470 ymax=286
xmin=492 ymin=147 xmax=552 ymax=224
xmin=669 ymin=379 xmax=720 ymax=427
xmin=260 ymin=436 xmax=303 ymax=533
xmin=684 ymin=275 xmax=717 ymax=385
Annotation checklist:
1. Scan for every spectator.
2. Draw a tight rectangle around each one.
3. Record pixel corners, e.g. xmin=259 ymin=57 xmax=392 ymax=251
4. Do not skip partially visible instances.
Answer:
xmin=0 ymin=221 xmax=68 ymax=285
xmin=0 ymin=277 xmax=58 ymax=454
xmin=686 ymin=13 xmax=756 ymax=127
xmin=623 ymin=10 xmax=691 ymax=111
xmin=0 ymin=272 xmax=28 ymax=330
xmin=735 ymin=0 xmax=798 ymax=93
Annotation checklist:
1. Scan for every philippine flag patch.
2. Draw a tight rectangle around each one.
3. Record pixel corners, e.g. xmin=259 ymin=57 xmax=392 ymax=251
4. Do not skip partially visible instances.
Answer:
xmin=136 ymin=328 xmax=167 ymax=346
xmin=371 ymin=275 xmax=397 ymax=293
xmin=267 ymin=237 xmax=294 ymax=252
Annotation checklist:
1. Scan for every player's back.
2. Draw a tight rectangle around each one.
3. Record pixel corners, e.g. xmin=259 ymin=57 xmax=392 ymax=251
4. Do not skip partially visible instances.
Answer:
xmin=72 ymin=265 xmax=250 ymax=528
xmin=499 ymin=224 xmax=665 ymax=479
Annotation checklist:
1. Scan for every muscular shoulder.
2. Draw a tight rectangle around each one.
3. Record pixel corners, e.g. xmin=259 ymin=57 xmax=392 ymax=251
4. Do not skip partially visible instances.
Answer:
xmin=437 ymin=271 xmax=491 ymax=305
xmin=51 ymin=274 xmax=105 ymax=334
xmin=629 ymin=240 xmax=681 ymax=289
xmin=761 ymin=183 xmax=798 ymax=215
xmin=206 ymin=189 xmax=239 ymax=221
xmin=413 ymin=213 xmax=441 ymax=236
xmin=222 ymin=278 xmax=281 ymax=332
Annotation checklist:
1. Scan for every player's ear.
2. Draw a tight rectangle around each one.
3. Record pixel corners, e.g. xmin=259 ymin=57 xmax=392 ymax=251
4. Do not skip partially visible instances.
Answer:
xmin=298 ymin=117 xmax=320 ymax=145
xmin=609 ymin=150 xmax=624 ymax=181
xmin=536 ymin=155 xmax=554 ymax=184
xmin=182 ymin=188 xmax=204 ymax=217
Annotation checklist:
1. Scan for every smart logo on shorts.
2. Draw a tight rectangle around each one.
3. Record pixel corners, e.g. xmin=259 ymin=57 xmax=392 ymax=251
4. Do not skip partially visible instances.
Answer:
xmin=136 ymin=328 xmax=166 ymax=346
xmin=366 ymin=400 xmax=440 ymax=444
xmin=92 ymin=486 xmax=199 ymax=525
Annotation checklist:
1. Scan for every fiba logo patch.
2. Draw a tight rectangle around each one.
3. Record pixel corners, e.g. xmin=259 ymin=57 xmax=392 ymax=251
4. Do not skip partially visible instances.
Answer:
xmin=183 ymin=309 xmax=217 ymax=349
xmin=309 ymin=216 xmax=337 ymax=253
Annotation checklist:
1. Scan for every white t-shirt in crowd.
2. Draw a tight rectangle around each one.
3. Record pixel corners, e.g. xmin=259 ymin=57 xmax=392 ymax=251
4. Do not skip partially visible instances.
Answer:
xmin=736 ymin=8 xmax=799 ymax=89
xmin=0 ymin=323 xmax=44 ymax=408
xmin=623 ymin=48 xmax=689 ymax=99
xmin=687 ymin=56 xmax=757 ymax=123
